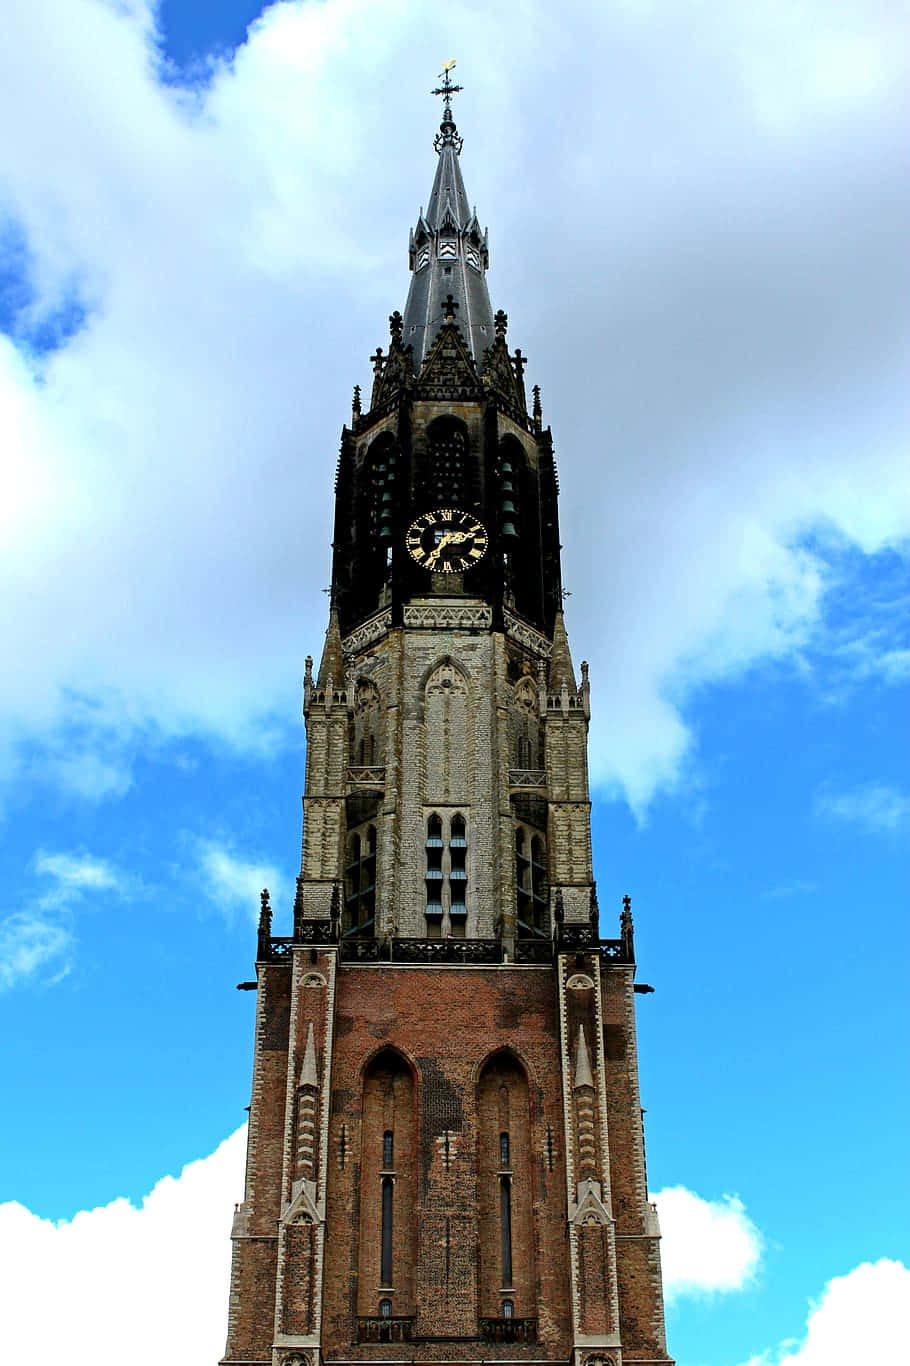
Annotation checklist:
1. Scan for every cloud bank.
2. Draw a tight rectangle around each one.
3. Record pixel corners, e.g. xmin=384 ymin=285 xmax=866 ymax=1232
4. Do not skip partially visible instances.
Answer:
xmin=0 ymin=1129 xmax=245 ymax=1366
xmin=739 ymin=1259 xmax=910 ymax=1366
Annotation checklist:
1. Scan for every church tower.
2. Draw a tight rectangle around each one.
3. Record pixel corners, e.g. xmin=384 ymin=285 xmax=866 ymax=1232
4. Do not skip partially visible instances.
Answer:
xmin=221 ymin=71 xmax=674 ymax=1366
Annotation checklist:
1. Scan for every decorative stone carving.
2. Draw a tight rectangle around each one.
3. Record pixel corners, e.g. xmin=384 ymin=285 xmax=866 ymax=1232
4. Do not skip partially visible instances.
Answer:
xmin=426 ymin=660 xmax=468 ymax=695
xmin=341 ymin=609 xmax=392 ymax=655
xmin=566 ymin=972 xmax=595 ymax=990
xmin=404 ymin=603 xmax=493 ymax=630
xmin=504 ymin=609 xmax=551 ymax=657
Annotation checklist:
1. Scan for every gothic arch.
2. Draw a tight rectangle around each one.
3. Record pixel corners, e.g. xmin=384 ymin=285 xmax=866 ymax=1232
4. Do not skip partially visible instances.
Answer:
xmin=421 ymin=415 xmax=471 ymax=509
xmin=351 ymin=676 xmax=383 ymax=767
xmin=421 ymin=658 xmax=471 ymax=805
xmin=475 ymin=1050 xmax=537 ymax=1325
xmin=511 ymin=676 xmax=541 ymax=770
xmin=365 ymin=430 xmax=400 ymax=545
xmin=356 ymin=1048 xmax=417 ymax=1323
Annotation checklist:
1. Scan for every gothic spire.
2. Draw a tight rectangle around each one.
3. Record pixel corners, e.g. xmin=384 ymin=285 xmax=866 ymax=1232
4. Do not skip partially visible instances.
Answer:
xmin=316 ymin=607 xmax=344 ymax=690
xmin=548 ymin=610 xmax=578 ymax=693
xmin=401 ymin=64 xmax=495 ymax=368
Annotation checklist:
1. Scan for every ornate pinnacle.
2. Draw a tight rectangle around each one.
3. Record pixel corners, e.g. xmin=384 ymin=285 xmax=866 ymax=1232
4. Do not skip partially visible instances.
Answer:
xmin=532 ymin=384 xmax=542 ymax=429
xmin=257 ymin=888 xmax=273 ymax=960
xmin=512 ymin=347 xmax=526 ymax=378
xmin=494 ymin=309 xmax=508 ymax=339
xmin=621 ymin=895 xmax=635 ymax=960
xmin=351 ymin=384 xmax=361 ymax=419
xmin=370 ymin=346 xmax=384 ymax=375
xmin=389 ymin=310 xmax=403 ymax=341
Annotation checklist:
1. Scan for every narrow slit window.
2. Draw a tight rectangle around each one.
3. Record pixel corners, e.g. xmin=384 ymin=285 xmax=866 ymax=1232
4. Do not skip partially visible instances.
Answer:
xmin=425 ymin=814 xmax=444 ymax=933
xmin=449 ymin=813 xmax=468 ymax=927
xmin=383 ymin=1130 xmax=394 ymax=1169
xmin=500 ymin=1131 xmax=510 ymax=1167
xmin=380 ymin=1176 xmax=394 ymax=1286
xmin=500 ymin=1176 xmax=513 ymax=1287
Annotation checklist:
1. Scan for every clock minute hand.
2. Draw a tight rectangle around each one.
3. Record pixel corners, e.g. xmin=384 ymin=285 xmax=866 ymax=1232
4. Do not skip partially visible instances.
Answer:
xmin=426 ymin=531 xmax=454 ymax=568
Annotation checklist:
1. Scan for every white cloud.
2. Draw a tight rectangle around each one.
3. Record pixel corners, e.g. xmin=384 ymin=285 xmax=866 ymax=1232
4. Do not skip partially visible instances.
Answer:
xmin=35 ymin=850 xmax=123 ymax=890
xmin=0 ymin=1127 xmax=246 ymax=1366
xmin=816 ymin=782 xmax=910 ymax=833
xmin=199 ymin=840 xmax=283 ymax=919
xmin=0 ymin=0 xmax=907 ymax=812
xmin=0 ymin=848 xmax=131 ymax=989
xmin=0 ymin=911 xmax=73 ymax=990
xmin=739 ymin=1259 xmax=910 ymax=1366
xmin=653 ymin=1185 xmax=763 ymax=1301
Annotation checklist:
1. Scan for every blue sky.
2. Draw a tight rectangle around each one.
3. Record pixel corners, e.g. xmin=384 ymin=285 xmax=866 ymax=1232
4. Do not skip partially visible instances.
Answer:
xmin=0 ymin=3 xmax=908 ymax=1364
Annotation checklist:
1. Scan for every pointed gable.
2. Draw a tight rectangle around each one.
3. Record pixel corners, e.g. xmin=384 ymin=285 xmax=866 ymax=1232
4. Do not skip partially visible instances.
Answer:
xmin=481 ymin=334 xmax=528 ymax=421
xmin=415 ymin=320 xmax=483 ymax=402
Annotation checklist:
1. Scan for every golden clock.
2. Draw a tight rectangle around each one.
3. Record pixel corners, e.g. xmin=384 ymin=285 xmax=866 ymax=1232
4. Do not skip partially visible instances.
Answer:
xmin=406 ymin=508 xmax=489 ymax=573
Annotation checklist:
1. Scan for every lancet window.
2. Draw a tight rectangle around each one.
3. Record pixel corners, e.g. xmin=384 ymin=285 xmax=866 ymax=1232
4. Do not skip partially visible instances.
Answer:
xmin=511 ymin=678 xmax=541 ymax=771
xmin=515 ymin=827 xmax=548 ymax=937
xmin=358 ymin=1051 xmax=415 ymax=1323
xmin=367 ymin=432 xmax=400 ymax=547
xmin=351 ymin=679 xmax=382 ymax=768
xmin=476 ymin=1053 xmax=535 ymax=1324
xmin=424 ymin=811 xmax=468 ymax=938
xmin=344 ymin=824 xmax=377 ymax=937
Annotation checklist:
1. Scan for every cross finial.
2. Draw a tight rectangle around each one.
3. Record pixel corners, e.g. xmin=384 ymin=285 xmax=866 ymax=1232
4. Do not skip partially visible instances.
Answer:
xmin=431 ymin=60 xmax=463 ymax=107
xmin=442 ymin=293 xmax=459 ymax=321
xmin=432 ymin=61 xmax=464 ymax=153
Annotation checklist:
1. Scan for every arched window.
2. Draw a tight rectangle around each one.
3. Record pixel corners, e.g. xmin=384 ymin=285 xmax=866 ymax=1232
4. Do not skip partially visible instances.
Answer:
xmin=367 ymin=433 xmax=399 ymax=546
xmin=358 ymin=1051 xmax=415 ymax=1321
xmin=425 ymin=812 xmax=469 ymax=937
xmin=516 ymin=826 xmax=548 ymax=938
xmin=426 ymin=417 xmax=468 ymax=508
xmin=498 ymin=437 xmax=523 ymax=543
xmin=344 ymin=824 xmax=377 ymax=936
xmin=476 ymin=1053 xmax=535 ymax=1322
xmin=423 ymin=659 xmax=469 ymax=804
xmin=351 ymin=679 xmax=382 ymax=768
xmin=425 ymin=814 xmax=443 ymax=936
xmin=511 ymin=678 xmax=540 ymax=771
xmin=449 ymin=814 xmax=467 ymax=936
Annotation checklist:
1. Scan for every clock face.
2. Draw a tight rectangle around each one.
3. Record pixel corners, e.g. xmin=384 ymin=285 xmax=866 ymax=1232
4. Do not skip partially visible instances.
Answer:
xmin=406 ymin=508 xmax=489 ymax=573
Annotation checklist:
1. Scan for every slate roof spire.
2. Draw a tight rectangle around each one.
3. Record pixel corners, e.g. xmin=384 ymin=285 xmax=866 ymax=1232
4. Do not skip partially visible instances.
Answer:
xmin=402 ymin=64 xmax=495 ymax=368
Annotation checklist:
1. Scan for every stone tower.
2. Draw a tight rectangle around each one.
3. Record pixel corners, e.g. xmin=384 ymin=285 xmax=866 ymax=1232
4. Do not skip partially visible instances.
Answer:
xmin=221 ymin=73 xmax=674 ymax=1366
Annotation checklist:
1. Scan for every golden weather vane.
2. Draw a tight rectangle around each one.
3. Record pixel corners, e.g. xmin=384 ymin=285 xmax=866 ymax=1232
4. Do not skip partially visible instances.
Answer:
xmin=431 ymin=59 xmax=463 ymax=106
